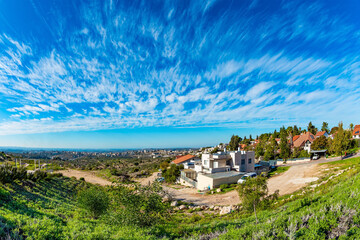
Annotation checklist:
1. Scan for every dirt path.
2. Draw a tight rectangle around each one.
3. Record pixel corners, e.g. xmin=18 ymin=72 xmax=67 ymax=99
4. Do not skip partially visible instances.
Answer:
xmin=137 ymin=172 xmax=159 ymax=186
xmin=136 ymin=163 xmax=322 ymax=206
xmin=267 ymin=163 xmax=320 ymax=195
xmin=58 ymin=169 xmax=112 ymax=186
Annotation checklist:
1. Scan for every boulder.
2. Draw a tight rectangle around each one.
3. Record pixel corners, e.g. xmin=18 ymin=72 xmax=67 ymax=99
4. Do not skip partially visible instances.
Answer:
xmin=216 ymin=188 xmax=222 ymax=193
xmin=171 ymin=201 xmax=178 ymax=207
xmin=162 ymin=195 xmax=171 ymax=203
xmin=220 ymin=206 xmax=232 ymax=215
xmin=201 ymin=205 xmax=207 ymax=210
xmin=179 ymin=205 xmax=187 ymax=210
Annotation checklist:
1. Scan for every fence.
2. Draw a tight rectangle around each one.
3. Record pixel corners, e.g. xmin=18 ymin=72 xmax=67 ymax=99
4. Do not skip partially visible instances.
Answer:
xmin=180 ymin=174 xmax=197 ymax=188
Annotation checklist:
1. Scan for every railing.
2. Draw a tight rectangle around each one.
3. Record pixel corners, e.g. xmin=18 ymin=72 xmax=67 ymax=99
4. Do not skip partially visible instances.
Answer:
xmin=180 ymin=174 xmax=197 ymax=188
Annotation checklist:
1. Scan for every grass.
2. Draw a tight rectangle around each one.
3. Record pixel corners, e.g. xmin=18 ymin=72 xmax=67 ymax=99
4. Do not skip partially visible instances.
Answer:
xmin=3 ymin=157 xmax=360 ymax=239
xmin=268 ymin=166 xmax=290 ymax=177
xmin=206 ymin=184 xmax=237 ymax=195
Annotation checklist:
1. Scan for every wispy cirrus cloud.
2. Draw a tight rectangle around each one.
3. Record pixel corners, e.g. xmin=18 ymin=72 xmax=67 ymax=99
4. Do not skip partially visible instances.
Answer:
xmin=0 ymin=0 xmax=359 ymax=136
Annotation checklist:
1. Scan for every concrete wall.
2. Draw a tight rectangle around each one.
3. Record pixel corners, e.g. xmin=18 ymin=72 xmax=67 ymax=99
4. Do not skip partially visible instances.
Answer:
xmin=212 ymin=174 xmax=243 ymax=188
xmin=197 ymin=173 xmax=214 ymax=190
xmin=196 ymin=173 xmax=244 ymax=190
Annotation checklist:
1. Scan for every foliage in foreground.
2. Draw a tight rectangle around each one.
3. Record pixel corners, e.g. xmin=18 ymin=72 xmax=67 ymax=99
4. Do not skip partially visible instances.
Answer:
xmin=77 ymin=186 xmax=110 ymax=219
xmin=2 ymin=157 xmax=360 ymax=239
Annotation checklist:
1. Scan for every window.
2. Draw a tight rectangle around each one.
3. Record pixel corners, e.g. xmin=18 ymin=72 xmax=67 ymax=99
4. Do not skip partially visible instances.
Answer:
xmin=204 ymin=160 xmax=208 ymax=166
xmin=213 ymin=161 xmax=218 ymax=168
xmin=241 ymin=159 xmax=245 ymax=165
xmin=248 ymin=158 xmax=252 ymax=164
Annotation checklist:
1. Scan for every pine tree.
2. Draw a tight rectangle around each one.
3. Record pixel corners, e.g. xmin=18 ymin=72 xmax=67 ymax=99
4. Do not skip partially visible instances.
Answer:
xmin=293 ymin=125 xmax=300 ymax=135
xmin=331 ymin=122 xmax=350 ymax=158
xmin=321 ymin=122 xmax=329 ymax=133
xmin=279 ymin=127 xmax=290 ymax=161
xmin=228 ymin=135 xmax=241 ymax=151
xmin=307 ymin=122 xmax=317 ymax=135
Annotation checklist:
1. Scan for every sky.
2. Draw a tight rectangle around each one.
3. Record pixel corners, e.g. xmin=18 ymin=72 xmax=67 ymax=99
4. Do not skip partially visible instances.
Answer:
xmin=0 ymin=0 xmax=359 ymax=149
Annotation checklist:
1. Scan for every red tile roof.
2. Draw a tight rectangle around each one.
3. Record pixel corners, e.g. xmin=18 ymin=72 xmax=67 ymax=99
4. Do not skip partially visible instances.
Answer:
xmin=172 ymin=154 xmax=196 ymax=164
xmin=292 ymin=135 xmax=300 ymax=142
xmin=353 ymin=125 xmax=360 ymax=136
xmin=293 ymin=132 xmax=315 ymax=148
xmin=315 ymin=131 xmax=327 ymax=137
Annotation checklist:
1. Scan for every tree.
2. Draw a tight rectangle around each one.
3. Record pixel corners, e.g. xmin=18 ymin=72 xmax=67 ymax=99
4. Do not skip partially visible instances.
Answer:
xmin=255 ymin=140 xmax=265 ymax=159
xmin=237 ymin=176 xmax=268 ymax=224
xmin=311 ymin=135 xmax=328 ymax=150
xmin=350 ymin=123 xmax=354 ymax=131
xmin=331 ymin=122 xmax=350 ymax=158
xmin=228 ymin=135 xmax=241 ymax=151
xmin=330 ymin=126 xmax=339 ymax=135
xmin=293 ymin=125 xmax=300 ymax=136
xmin=160 ymin=161 xmax=169 ymax=172
xmin=77 ymin=187 xmax=110 ymax=219
xmin=321 ymin=122 xmax=329 ymax=133
xmin=264 ymin=137 xmax=277 ymax=161
xmin=286 ymin=126 xmax=294 ymax=136
xmin=307 ymin=121 xmax=317 ymax=135
xmin=162 ymin=164 xmax=181 ymax=183
xmin=279 ymin=127 xmax=290 ymax=161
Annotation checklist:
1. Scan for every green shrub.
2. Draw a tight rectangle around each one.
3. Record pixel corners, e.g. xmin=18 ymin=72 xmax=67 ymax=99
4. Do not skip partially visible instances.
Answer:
xmin=111 ymin=183 xmax=169 ymax=227
xmin=220 ymin=184 xmax=228 ymax=190
xmin=77 ymin=187 xmax=110 ymax=219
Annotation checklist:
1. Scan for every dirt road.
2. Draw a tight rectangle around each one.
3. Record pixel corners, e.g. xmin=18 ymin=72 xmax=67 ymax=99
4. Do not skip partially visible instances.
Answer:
xmin=267 ymin=163 xmax=319 ymax=195
xmin=59 ymin=155 xmax=357 ymax=206
xmin=137 ymin=163 xmax=322 ymax=206
xmin=58 ymin=169 xmax=112 ymax=186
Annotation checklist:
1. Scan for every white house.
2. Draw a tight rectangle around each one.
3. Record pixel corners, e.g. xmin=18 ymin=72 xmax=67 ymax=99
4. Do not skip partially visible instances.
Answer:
xmin=179 ymin=149 xmax=256 ymax=190
xmin=353 ymin=125 xmax=360 ymax=139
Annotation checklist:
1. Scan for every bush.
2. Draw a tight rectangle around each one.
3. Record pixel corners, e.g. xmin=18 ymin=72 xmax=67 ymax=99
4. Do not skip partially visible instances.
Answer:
xmin=162 ymin=164 xmax=181 ymax=183
xmin=220 ymin=184 xmax=228 ymax=190
xmin=111 ymin=183 xmax=169 ymax=227
xmin=0 ymin=164 xmax=50 ymax=183
xmin=77 ymin=187 xmax=110 ymax=219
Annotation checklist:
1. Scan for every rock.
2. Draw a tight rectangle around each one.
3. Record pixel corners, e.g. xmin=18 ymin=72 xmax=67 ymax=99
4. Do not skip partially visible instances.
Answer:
xmin=209 ymin=205 xmax=215 ymax=210
xmin=179 ymin=205 xmax=187 ymax=210
xmin=214 ymin=206 xmax=220 ymax=211
xmin=220 ymin=206 xmax=232 ymax=215
xmin=174 ymin=207 xmax=179 ymax=211
xmin=201 ymin=205 xmax=207 ymax=210
xmin=216 ymin=188 xmax=222 ymax=193
xmin=171 ymin=201 xmax=178 ymax=207
xmin=211 ymin=191 xmax=214 ymax=194
xmin=162 ymin=196 xmax=171 ymax=202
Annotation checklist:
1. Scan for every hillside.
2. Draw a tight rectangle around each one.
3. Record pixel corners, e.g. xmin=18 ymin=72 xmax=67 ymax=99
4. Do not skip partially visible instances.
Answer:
xmin=1 ymin=157 xmax=360 ymax=239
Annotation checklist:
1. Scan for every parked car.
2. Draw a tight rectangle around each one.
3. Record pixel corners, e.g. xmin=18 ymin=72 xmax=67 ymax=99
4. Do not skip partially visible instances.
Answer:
xmin=237 ymin=172 xmax=257 ymax=184
xmin=312 ymin=154 xmax=320 ymax=160
xmin=155 ymin=177 xmax=165 ymax=182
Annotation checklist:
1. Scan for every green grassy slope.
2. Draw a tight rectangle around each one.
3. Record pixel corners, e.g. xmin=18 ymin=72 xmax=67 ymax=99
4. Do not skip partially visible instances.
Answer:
xmin=0 ymin=177 xmax=154 ymax=240
xmin=1 ymin=157 xmax=360 ymax=239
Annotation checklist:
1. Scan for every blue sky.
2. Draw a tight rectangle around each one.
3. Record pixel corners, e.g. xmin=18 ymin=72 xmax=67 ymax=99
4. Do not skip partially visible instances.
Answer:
xmin=0 ymin=0 xmax=359 ymax=149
